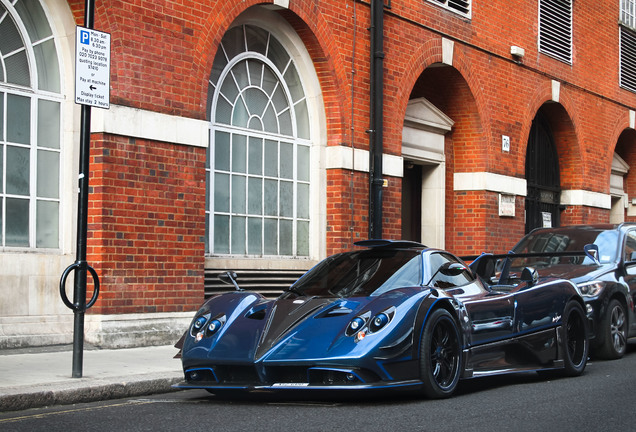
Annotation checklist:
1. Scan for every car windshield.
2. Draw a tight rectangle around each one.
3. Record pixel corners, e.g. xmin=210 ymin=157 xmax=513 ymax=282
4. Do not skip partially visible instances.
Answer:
xmin=288 ymin=249 xmax=422 ymax=298
xmin=512 ymin=228 xmax=619 ymax=264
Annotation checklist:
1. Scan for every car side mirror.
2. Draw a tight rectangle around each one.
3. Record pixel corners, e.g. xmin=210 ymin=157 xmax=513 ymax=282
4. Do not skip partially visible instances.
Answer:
xmin=440 ymin=262 xmax=468 ymax=276
xmin=520 ymin=267 xmax=539 ymax=287
xmin=219 ymin=271 xmax=242 ymax=291
xmin=584 ymin=244 xmax=600 ymax=265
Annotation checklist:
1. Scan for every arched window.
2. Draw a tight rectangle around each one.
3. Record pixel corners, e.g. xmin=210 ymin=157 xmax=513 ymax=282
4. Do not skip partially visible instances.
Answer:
xmin=0 ymin=0 xmax=61 ymax=248
xmin=206 ymin=24 xmax=311 ymax=257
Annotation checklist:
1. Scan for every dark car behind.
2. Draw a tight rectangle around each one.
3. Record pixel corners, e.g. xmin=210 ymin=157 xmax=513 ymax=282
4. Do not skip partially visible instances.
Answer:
xmin=508 ymin=224 xmax=636 ymax=359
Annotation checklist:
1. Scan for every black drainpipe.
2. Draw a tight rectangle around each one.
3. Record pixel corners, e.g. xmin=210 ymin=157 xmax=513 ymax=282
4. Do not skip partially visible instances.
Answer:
xmin=368 ymin=0 xmax=384 ymax=239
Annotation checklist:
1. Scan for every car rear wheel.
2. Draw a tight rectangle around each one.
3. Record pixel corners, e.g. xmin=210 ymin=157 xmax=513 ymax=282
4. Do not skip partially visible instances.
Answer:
xmin=420 ymin=308 xmax=462 ymax=398
xmin=562 ymin=301 xmax=588 ymax=376
xmin=596 ymin=299 xmax=627 ymax=360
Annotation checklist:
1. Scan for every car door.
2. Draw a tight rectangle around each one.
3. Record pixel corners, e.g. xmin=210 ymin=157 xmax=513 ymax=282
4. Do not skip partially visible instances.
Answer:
xmin=425 ymin=251 xmax=516 ymax=346
xmin=620 ymin=229 xmax=636 ymax=334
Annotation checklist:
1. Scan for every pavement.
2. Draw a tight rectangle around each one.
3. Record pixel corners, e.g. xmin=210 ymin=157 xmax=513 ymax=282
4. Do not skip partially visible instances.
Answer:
xmin=0 ymin=344 xmax=184 ymax=412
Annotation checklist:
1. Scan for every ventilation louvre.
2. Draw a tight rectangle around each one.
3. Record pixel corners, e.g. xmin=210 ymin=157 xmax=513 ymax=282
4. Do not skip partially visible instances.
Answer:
xmin=538 ymin=0 xmax=572 ymax=64
xmin=205 ymin=268 xmax=308 ymax=299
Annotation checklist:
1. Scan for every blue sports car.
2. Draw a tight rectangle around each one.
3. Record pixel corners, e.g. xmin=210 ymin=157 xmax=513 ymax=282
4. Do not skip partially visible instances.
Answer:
xmin=175 ymin=240 xmax=588 ymax=398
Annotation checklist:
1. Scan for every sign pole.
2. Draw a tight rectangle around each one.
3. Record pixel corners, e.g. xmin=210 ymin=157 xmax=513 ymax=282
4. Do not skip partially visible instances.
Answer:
xmin=59 ymin=0 xmax=110 ymax=378
xmin=72 ymin=0 xmax=95 ymax=379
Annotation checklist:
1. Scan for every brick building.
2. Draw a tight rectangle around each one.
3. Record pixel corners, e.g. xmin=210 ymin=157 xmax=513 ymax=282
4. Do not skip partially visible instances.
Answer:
xmin=2 ymin=0 xmax=636 ymax=348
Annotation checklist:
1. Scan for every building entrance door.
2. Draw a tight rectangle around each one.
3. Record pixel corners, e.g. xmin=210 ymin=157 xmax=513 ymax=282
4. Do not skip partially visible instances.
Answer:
xmin=525 ymin=113 xmax=561 ymax=233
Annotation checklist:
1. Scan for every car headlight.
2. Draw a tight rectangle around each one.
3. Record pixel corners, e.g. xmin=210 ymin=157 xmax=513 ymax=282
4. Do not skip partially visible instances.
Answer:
xmin=346 ymin=317 xmax=366 ymax=337
xmin=206 ymin=319 xmax=223 ymax=336
xmin=370 ymin=313 xmax=390 ymax=332
xmin=577 ymin=281 xmax=605 ymax=297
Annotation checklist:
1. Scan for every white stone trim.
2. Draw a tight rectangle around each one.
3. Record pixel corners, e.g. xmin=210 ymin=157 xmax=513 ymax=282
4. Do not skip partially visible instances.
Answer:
xmin=453 ymin=172 xmax=527 ymax=196
xmin=325 ymin=146 xmax=403 ymax=177
xmin=560 ymin=190 xmax=611 ymax=209
xmin=91 ymin=104 xmax=209 ymax=148
xmin=552 ymin=80 xmax=560 ymax=102
xmin=442 ymin=38 xmax=454 ymax=65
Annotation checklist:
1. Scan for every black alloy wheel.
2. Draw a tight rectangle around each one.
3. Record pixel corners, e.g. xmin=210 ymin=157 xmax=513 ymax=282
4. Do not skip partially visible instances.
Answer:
xmin=420 ymin=308 xmax=462 ymax=398
xmin=597 ymin=299 xmax=627 ymax=360
xmin=562 ymin=301 xmax=588 ymax=376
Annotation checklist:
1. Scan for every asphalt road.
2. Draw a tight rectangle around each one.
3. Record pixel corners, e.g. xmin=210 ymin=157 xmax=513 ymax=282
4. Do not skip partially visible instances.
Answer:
xmin=2 ymin=342 xmax=636 ymax=432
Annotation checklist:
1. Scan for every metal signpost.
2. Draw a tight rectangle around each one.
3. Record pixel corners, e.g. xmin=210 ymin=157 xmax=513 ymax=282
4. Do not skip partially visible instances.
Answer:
xmin=59 ymin=0 xmax=110 ymax=378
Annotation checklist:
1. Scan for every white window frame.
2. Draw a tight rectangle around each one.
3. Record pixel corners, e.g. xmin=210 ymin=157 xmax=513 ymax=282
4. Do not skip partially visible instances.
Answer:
xmin=0 ymin=0 xmax=63 ymax=250
xmin=205 ymin=9 xmax=326 ymax=261
xmin=427 ymin=0 xmax=471 ymax=19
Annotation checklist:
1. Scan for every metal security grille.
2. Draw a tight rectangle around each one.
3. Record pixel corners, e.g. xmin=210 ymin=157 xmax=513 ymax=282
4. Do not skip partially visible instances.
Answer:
xmin=620 ymin=26 xmax=636 ymax=93
xmin=429 ymin=0 xmax=471 ymax=18
xmin=538 ymin=0 xmax=572 ymax=64
xmin=525 ymin=115 xmax=561 ymax=233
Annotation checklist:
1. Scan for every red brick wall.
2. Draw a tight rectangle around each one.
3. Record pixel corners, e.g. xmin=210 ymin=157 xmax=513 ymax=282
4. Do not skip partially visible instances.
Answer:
xmin=87 ymin=135 xmax=205 ymax=314
xmin=63 ymin=0 xmax=636 ymax=311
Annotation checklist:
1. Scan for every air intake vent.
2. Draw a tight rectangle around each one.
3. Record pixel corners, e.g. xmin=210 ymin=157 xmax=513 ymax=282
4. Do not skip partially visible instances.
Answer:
xmin=621 ymin=26 xmax=636 ymax=93
xmin=205 ymin=268 xmax=308 ymax=299
xmin=538 ymin=0 xmax=572 ymax=64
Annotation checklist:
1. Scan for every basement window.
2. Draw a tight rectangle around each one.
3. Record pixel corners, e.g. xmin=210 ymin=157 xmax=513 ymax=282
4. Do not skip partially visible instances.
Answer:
xmin=428 ymin=0 xmax=471 ymax=19
xmin=538 ymin=0 xmax=573 ymax=64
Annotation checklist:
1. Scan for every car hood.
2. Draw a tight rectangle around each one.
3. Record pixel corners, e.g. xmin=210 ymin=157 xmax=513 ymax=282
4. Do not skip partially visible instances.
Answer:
xmin=181 ymin=288 xmax=430 ymax=367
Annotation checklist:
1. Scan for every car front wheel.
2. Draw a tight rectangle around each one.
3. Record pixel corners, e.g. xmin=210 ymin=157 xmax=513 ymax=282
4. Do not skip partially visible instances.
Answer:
xmin=420 ymin=308 xmax=462 ymax=398
xmin=562 ymin=300 xmax=589 ymax=376
xmin=596 ymin=299 xmax=627 ymax=360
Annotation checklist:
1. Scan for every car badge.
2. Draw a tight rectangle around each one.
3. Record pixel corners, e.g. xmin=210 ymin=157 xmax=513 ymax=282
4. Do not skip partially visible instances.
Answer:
xmin=195 ymin=331 xmax=204 ymax=342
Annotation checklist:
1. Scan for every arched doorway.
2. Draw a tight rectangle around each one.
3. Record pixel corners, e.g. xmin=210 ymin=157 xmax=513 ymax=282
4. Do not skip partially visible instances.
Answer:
xmin=525 ymin=112 xmax=561 ymax=232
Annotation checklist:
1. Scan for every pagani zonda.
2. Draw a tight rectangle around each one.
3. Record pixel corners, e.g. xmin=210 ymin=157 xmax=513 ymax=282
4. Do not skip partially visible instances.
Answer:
xmin=175 ymin=240 xmax=588 ymax=398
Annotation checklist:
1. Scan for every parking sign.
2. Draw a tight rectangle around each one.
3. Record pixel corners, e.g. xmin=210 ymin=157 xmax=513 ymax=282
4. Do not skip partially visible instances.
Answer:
xmin=75 ymin=27 xmax=110 ymax=109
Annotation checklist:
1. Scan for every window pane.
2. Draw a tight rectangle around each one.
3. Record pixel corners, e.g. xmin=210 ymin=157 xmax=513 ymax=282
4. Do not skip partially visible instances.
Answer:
xmin=297 ymin=221 xmax=309 ymax=256
xmin=15 ymin=0 xmax=52 ymax=41
xmin=284 ymin=64 xmax=303 ymax=103
xmin=264 ymin=140 xmax=278 ymax=176
xmin=220 ymin=27 xmax=245 ymax=61
xmin=214 ymin=215 xmax=229 ymax=254
xmin=263 ymin=104 xmax=279 ymax=134
xmin=267 ymin=36 xmax=290 ymax=74
xmin=280 ymin=142 xmax=293 ymax=179
xmin=298 ymin=145 xmax=309 ymax=181
xmin=0 ymin=93 xmax=3 ymax=139
xmin=33 ymin=39 xmax=61 ymax=93
xmin=247 ymin=217 xmax=262 ymax=255
xmin=7 ymin=94 xmax=30 ymax=144
xmin=6 ymin=197 xmax=29 ymax=246
xmin=231 ymin=216 xmax=246 ymax=254
xmin=248 ymin=137 xmax=262 ymax=175
xmin=220 ymin=71 xmax=239 ymax=103
xmin=36 ymin=200 xmax=58 ymax=248
xmin=37 ymin=149 xmax=59 ymax=198
xmin=295 ymin=99 xmax=310 ymax=140
xmin=279 ymin=219 xmax=292 ymax=255
xmin=248 ymin=177 xmax=262 ymax=215
xmin=278 ymin=109 xmax=292 ymax=136
xmin=5 ymin=50 xmax=30 ymax=87
xmin=264 ymin=219 xmax=278 ymax=255
xmin=214 ymin=173 xmax=229 ymax=212
xmin=232 ymin=134 xmax=246 ymax=173
xmin=0 ymin=11 xmax=23 ymax=53
xmin=214 ymin=131 xmax=230 ymax=170
xmin=245 ymin=26 xmax=268 ymax=56
xmin=297 ymin=183 xmax=309 ymax=219
xmin=215 ymin=97 xmax=232 ymax=124
xmin=7 ymin=145 xmax=30 ymax=195
xmin=37 ymin=99 xmax=60 ymax=148
xmin=232 ymin=97 xmax=249 ymax=127
xmin=231 ymin=175 xmax=246 ymax=213
xmin=264 ymin=179 xmax=278 ymax=216
xmin=280 ymin=180 xmax=293 ymax=218
xmin=244 ymin=87 xmax=268 ymax=115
